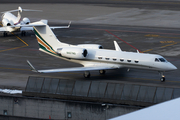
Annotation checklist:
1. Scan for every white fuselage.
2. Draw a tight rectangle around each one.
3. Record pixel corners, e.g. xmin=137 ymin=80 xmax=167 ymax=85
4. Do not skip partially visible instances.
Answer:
xmin=59 ymin=47 xmax=177 ymax=72
xmin=1 ymin=12 xmax=21 ymax=32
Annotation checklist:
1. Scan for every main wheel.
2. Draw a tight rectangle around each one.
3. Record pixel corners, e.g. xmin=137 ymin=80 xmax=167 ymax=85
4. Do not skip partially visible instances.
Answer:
xmin=160 ymin=77 xmax=165 ymax=82
xmin=99 ymin=70 xmax=106 ymax=74
xmin=3 ymin=32 xmax=7 ymax=37
xmin=84 ymin=71 xmax=90 ymax=78
xmin=21 ymin=31 xmax=26 ymax=36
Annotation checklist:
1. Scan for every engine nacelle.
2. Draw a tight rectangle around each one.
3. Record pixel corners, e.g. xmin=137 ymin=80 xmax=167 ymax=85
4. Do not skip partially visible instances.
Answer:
xmin=22 ymin=17 xmax=30 ymax=24
xmin=57 ymin=47 xmax=88 ymax=59
xmin=2 ymin=18 xmax=12 ymax=26
xmin=77 ymin=44 xmax=103 ymax=49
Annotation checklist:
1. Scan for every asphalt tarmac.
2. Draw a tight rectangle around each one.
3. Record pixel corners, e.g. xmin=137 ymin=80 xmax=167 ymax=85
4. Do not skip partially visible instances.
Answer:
xmin=0 ymin=3 xmax=180 ymax=90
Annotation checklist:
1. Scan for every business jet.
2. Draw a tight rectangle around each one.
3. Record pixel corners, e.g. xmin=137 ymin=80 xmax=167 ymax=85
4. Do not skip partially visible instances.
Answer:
xmin=27 ymin=22 xmax=177 ymax=82
xmin=0 ymin=6 xmax=70 ymax=36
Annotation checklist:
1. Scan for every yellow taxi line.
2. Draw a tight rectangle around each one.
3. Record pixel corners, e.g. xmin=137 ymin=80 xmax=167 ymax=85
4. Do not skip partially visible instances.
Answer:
xmin=0 ymin=67 xmax=30 ymax=71
xmin=0 ymin=45 xmax=27 ymax=52
xmin=11 ymin=32 xmax=29 ymax=46
xmin=143 ymin=34 xmax=180 ymax=53
xmin=0 ymin=22 xmax=29 ymax=52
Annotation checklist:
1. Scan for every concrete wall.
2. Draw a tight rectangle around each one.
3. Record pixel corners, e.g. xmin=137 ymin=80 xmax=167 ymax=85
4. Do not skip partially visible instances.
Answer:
xmin=0 ymin=95 xmax=140 ymax=120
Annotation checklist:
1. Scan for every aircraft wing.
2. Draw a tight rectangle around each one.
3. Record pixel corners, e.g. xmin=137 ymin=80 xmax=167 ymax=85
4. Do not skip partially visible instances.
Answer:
xmin=0 ymin=27 xmax=8 ymax=32
xmin=27 ymin=60 xmax=120 ymax=73
xmin=20 ymin=27 xmax=33 ymax=31
xmin=14 ymin=21 xmax=71 ymax=29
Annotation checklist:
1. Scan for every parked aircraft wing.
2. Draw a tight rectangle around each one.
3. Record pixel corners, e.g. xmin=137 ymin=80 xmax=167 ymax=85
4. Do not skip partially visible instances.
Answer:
xmin=0 ymin=27 xmax=8 ymax=31
xmin=14 ymin=20 xmax=71 ymax=29
xmin=27 ymin=60 xmax=120 ymax=73
xmin=20 ymin=27 xmax=33 ymax=31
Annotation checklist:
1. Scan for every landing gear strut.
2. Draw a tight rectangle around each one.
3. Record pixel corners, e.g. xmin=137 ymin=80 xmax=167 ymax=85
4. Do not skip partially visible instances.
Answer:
xmin=84 ymin=71 xmax=90 ymax=78
xmin=159 ymin=72 xmax=165 ymax=82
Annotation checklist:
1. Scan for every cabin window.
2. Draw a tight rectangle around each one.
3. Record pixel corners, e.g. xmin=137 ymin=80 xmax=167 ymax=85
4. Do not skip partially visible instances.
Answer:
xmin=135 ymin=60 xmax=139 ymax=63
xmin=105 ymin=58 xmax=110 ymax=60
xmin=120 ymin=59 xmax=124 ymax=62
xmin=98 ymin=57 xmax=102 ymax=59
xmin=113 ymin=58 xmax=117 ymax=61
xmin=159 ymin=58 xmax=166 ymax=62
xmin=127 ymin=59 xmax=131 ymax=62
xmin=155 ymin=58 xmax=159 ymax=62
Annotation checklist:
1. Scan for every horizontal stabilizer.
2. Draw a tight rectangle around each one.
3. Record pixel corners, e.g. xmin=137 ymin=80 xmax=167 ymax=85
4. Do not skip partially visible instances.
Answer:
xmin=50 ymin=21 xmax=71 ymax=29
xmin=1 ymin=6 xmax=42 ymax=13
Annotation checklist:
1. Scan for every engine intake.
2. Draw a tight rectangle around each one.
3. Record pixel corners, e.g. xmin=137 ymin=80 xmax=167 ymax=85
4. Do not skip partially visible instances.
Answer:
xmin=57 ymin=47 xmax=88 ymax=59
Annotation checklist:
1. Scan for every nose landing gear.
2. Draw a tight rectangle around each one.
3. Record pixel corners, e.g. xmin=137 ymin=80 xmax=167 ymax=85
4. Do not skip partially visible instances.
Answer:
xmin=159 ymin=72 xmax=165 ymax=82
xmin=84 ymin=71 xmax=90 ymax=78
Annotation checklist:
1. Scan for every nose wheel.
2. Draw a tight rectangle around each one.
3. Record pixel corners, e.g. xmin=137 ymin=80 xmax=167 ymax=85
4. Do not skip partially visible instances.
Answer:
xmin=159 ymin=72 xmax=165 ymax=82
xmin=84 ymin=71 xmax=90 ymax=78
xmin=99 ymin=70 xmax=106 ymax=74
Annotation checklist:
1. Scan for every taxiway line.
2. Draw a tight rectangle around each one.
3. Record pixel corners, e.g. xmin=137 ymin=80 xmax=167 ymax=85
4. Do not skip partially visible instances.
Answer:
xmin=0 ymin=22 xmax=29 ymax=53
xmin=105 ymin=30 xmax=142 ymax=52
xmin=111 ymin=0 xmax=180 ymax=5
xmin=77 ymin=27 xmax=180 ymax=36
xmin=11 ymin=33 xmax=29 ymax=46
xmin=0 ymin=67 xmax=31 ymax=71
xmin=0 ymin=45 xmax=27 ymax=52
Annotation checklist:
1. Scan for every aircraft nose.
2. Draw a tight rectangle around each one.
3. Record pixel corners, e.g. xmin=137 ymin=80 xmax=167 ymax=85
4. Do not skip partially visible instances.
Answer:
xmin=168 ymin=63 xmax=177 ymax=71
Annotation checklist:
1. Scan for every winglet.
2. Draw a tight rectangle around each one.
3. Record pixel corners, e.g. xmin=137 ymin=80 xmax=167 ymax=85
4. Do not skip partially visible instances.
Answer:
xmin=27 ymin=60 xmax=38 ymax=72
xmin=68 ymin=21 xmax=71 ymax=28
xmin=114 ymin=41 xmax=122 ymax=51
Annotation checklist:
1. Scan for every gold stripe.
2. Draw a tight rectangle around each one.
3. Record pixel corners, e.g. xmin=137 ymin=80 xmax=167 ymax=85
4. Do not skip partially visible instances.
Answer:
xmin=36 ymin=36 xmax=56 ymax=54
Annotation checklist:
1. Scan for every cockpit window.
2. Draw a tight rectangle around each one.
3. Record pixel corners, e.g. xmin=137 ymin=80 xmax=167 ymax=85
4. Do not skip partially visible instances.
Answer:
xmin=155 ymin=58 xmax=159 ymax=62
xmin=159 ymin=58 xmax=166 ymax=62
xmin=155 ymin=58 xmax=167 ymax=62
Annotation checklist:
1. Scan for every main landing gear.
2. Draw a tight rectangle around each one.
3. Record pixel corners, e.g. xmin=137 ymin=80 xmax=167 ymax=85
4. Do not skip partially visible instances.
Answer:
xmin=159 ymin=72 xmax=165 ymax=82
xmin=3 ymin=32 xmax=7 ymax=37
xmin=83 ymin=70 xmax=106 ymax=78
xmin=21 ymin=31 xmax=26 ymax=36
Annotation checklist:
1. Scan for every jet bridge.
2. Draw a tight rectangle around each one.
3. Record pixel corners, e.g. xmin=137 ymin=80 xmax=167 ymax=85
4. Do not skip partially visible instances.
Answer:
xmin=23 ymin=76 xmax=180 ymax=107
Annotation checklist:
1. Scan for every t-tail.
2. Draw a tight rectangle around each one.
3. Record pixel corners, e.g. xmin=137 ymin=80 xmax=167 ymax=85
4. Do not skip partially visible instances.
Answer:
xmin=33 ymin=24 xmax=70 ymax=57
xmin=15 ymin=7 xmax=22 ymax=25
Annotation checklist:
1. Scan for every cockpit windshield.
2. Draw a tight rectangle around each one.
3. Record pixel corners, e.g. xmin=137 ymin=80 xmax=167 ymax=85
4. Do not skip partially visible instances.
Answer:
xmin=155 ymin=58 xmax=167 ymax=62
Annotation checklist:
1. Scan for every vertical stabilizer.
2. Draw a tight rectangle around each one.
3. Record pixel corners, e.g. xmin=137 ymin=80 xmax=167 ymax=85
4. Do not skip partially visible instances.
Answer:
xmin=33 ymin=24 xmax=64 ymax=55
